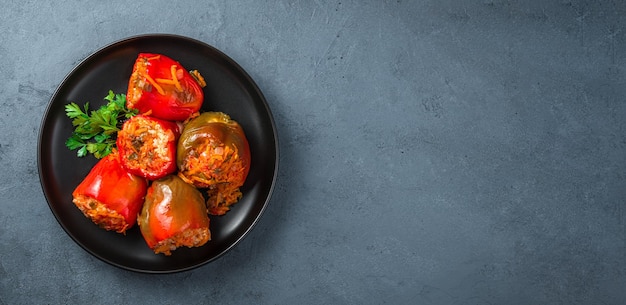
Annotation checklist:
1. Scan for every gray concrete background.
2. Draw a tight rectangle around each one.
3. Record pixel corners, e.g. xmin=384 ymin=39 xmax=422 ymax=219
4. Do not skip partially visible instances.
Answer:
xmin=1 ymin=1 xmax=626 ymax=304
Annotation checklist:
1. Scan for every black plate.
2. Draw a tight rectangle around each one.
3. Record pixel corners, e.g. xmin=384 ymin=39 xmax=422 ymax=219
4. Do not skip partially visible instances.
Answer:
xmin=37 ymin=34 xmax=278 ymax=273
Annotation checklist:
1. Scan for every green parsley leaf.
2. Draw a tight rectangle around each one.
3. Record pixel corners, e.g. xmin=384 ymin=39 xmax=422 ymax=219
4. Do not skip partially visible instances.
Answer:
xmin=64 ymin=91 xmax=137 ymax=159
xmin=65 ymin=136 xmax=86 ymax=150
xmin=93 ymin=133 xmax=110 ymax=143
xmin=77 ymin=146 xmax=88 ymax=158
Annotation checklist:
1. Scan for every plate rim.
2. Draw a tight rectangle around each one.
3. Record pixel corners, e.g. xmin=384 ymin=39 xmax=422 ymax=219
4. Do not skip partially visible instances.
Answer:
xmin=37 ymin=33 xmax=279 ymax=273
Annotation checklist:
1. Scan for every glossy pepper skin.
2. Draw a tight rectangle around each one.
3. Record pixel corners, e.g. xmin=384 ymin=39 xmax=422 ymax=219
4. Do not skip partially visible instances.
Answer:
xmin=138 ymin=175 xmax=211 ymax=255
xmin=177 ymin=112 xmax=251 ymax=187
xmin=72 ymin=152 xmax=148 ymax=233
xmin=126 ymin=53 xmax=204 ymax=121
xmin=116 ymin=115 xmax=181 ymax=180
xmin=177 ymin=112 xmax=251 ymax=215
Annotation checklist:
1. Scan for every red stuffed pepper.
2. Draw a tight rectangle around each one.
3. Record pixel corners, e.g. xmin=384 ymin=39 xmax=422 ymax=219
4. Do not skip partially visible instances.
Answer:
xmin=126 ymin=53 xmax=206 ymax=121
xmin=138 ymin=175 xmax=211 ymax=255
xmin=116 ymin=115 xmax=180 ymax=180
xmin=72 ymin=151 xmax=148 ymax=234
xmin=177 ymin=112 xmax=251 ymax=215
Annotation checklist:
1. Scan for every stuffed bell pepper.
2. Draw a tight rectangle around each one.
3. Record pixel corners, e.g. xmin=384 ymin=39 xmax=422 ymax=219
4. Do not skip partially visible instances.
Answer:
xmin=177 ymin=112 xmax=251 ymax=215
xmin=116 ymin=115 xmax=181 ymax=180
xmin=126 ymin=53 xmax=206 ymax=121
xmin=72 ymin=151 xmax=148 ymax=234
xmin=138 ymin=175 xmax=211 ymax=255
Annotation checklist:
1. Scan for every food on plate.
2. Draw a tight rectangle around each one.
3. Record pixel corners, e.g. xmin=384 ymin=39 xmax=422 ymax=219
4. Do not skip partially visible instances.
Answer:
xmin=177 ymin=112 xmax=251 ymax=215
xmin=64 ymin=50 xmax=254 ymax=255
xmin=65 ymin=91 xmax=137 ymax=158
xmin=72 ymin=151 xmax=148 ymax=234
xmin=138 ymin=175 xmax=211 ymax=255
xmin=126 ymin=53 xmax=205 ymax=121
xmin=116 ymin=115 xmax=181 ymax=180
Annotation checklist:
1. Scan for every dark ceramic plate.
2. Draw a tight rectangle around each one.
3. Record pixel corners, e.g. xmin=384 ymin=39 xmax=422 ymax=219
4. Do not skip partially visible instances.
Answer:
xmin=37 ymin=34 xmax=278 ymax=273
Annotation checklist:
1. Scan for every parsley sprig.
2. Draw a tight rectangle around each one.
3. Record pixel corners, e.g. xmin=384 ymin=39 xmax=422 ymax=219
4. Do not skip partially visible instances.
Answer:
xmin=65 ymin=90 xmax=138 ymax=158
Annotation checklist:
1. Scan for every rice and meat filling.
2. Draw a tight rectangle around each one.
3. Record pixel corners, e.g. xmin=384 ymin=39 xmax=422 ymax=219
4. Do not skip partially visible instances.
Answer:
xmin=176 ymin=112 xmax=251 ymax=216
xmin=73 ymin=195 xmax=129 ymax=233
xmin=151 ymin=227 xmax=211 ymax=256
xmin=121 ymin=117 xmax=173 ymax=169
xmin=178 ymin=139 xmax=247 ymax=215
xmin=117 ymin=115 xmax=179 ymax=180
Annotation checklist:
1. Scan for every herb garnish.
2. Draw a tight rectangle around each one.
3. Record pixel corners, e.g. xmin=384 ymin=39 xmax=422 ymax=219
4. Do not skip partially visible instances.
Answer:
xmin=65 ymin=90 xmax=138 ymax=158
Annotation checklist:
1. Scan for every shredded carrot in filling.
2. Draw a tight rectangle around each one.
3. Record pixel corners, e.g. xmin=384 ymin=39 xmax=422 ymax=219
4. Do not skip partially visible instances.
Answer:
xmin=171 ymin=65 xmax=183 ymax=92
xmin=190 ymin=70 xmax=206 ymax=87
xmin=155 ymin=78 xmax=176 ymax=85
xmin=178 ymin=139 xmax=247 ymax=215
xmin=143 ymin=73 xmax=165 ymax=95
xmin=145 ymin=55 xmax=161 ymax=61
xmin=153 ymin=65 xmax=183 ymax=92
xmin=206 ymin=184 xmax=243 ymax=215
xmin=119 ymin=117 xmax=174 ymax=174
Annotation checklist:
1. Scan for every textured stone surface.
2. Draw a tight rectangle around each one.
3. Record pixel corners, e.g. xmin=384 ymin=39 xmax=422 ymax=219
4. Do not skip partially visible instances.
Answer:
xmin=1 ymin=0 xmax=626 ymax=304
